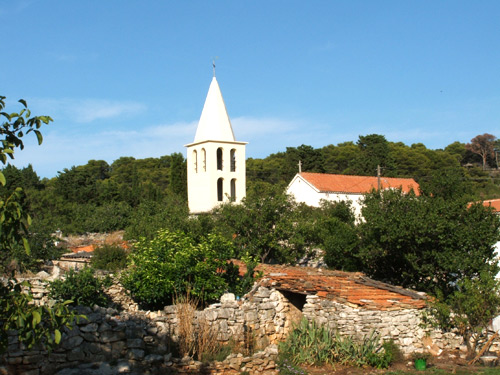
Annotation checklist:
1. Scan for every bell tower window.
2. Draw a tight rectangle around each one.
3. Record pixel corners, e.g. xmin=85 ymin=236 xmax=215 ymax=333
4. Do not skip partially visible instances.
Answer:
xmin=217 ymin=178 xmax=224 ymax=201
xmin=202 ymin=148 xmax=206 ymax=171
xmin=230 ymin=149 xmax=236 ymax=172
xmin=217 ymin=148 xmax=223 ymax=171
xmin=193 ymin=150 xmax=198 ymax=173
xmin=230 ymin=179 xmax=236 ymax=201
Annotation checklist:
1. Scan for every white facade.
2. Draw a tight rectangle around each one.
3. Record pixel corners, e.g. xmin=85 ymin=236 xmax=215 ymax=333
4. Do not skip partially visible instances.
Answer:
xmin=286 ymin=174 xmax=363 ymax=218
xmin=287 ymin=172 xmax=420 ymax=221
xmin=185 ymin=77 xmax=247 ymax=214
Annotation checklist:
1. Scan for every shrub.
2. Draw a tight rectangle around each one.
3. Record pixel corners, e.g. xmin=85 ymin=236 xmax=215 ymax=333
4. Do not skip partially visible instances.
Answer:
xmin=279 ymin=318 xmax=335 ymax=366
xmin=121 ymin=230 xmax=237 ymax=309
xmin=91 ymin=244 xmax=128 ymax=271
xmin=279 ymin=318 xmax=394 ymax=369
xmin=49 ymin=267 xmax=111 ymax=307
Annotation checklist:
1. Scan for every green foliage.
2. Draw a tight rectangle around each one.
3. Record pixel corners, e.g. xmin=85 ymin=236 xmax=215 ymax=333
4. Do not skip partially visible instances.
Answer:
xmin=0 ymin=96 xmax=84 ymax=354
xmin=200 ymin=343 xmax=233 ymax=363
xmin=91 ymin=244 xmax=128 ymax=271
xmin=322 ymin=220 xmax=360 ymax=271
xmin=423 ymin=273 xmax=500 ymax=356
xmin=331 ymin=331 xmax=393 ymax=368
xmin=124 ymin=194 xmax=189 ymax=241
xmin=358 ymin=189 xmax=500 ymax=297
xmin=49 ymin=267 xmax=111 ymax=307
xmin=121 ymin=230 xmax=238 ymax=309
xmin=215 ymin=187 xmax=310 ymax=264
xmin=9 ymin=224 xmax=65 ymax=272
xmin=307 ymin=200 xmax=360 ymax=271
xmin=419 ymin=167 xmax=472 ymax=200
xmin=279 ymin=318 xmax=336 ymax=366
xmin=279 ymin=318 xmax=393 ymax=369
xmin=352 ymin=134 xmax=394 ymax=176
xmin=0 ymin=279 xmax=81 ymax=353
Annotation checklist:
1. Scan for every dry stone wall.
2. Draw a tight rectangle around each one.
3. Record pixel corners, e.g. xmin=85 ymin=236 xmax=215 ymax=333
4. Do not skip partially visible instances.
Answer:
xmin=1 ymin=281 xmax=288 ymax=375
xmin=2 ymin=276 xmax=477 ymax=375
xmin=302 ymin=294 xmax=464 ymax=355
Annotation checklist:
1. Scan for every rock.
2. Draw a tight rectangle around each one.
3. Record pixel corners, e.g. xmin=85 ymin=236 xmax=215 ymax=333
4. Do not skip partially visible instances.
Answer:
xmin=80 ymin=323 xmax=99 ymax=333
xmin=116 ymin=361 xmax=131 ymax=373
xmin=36 ymin=271 xmax=50 ymax=279
xmin=126 ymin=339 xmax=145 ymax=349
xmin=127 ymin=349 xmax=145 ymax=360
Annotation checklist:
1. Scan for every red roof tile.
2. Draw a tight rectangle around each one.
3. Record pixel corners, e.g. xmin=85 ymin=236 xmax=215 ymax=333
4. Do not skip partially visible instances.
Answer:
xmin=299 ymin=172 xmax=420 ymax=195
xmin=233 ymin=261 xmax=427 ymax=311
xmin=481 ymin=198 xmax=500 ymax=213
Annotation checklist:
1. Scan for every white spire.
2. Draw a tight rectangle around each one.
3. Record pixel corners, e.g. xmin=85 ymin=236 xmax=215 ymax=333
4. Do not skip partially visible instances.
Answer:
xmin=193 ymin=77 xmax=236 ymax=143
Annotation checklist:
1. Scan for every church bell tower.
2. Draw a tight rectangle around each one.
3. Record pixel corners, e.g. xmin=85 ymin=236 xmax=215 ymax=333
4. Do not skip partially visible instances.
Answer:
xmin=185 ymin=75 xmax=247 ymax=214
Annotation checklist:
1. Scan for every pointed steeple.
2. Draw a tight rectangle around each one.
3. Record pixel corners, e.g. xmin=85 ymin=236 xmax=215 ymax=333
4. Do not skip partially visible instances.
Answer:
xmin=193 ymin=77 xmax=236 ymax=143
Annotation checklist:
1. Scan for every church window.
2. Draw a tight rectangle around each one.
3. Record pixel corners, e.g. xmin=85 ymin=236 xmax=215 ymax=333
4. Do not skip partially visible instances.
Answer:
xmin=217 ymin=178 xmax=223 ymax=201
xmin=202 ymin=148 xmax=206 ymax=171
xmin=217 ymin=148 xmax=223 ymax=170
xmin=230 ymin=149 xmax=236 ymax=172
xmin=230 ymin=179 xmax=236 ymax=201
xmin=193 ymin=150 xmax=198 ymax=173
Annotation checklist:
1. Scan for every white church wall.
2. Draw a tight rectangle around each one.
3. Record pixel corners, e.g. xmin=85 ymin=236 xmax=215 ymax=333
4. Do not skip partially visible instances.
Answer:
xmin=287 ymin=176 xmax=364 ymax=219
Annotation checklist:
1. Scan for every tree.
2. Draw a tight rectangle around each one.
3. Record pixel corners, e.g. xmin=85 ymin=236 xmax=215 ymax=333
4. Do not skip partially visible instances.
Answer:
xmin=425 ymin=272 xmax=500 ymax=357
xmin=466 ymin=133 xmax=496 ymax=170
xmin=215 ymin=187 xmax=310 ymax=264
xmin=358 ymin=189 xmax=500 ymax=298
xmin=352 ymin=134 xmax=393 ymax=176
xmin=121 ymin=230 xmax=239 ymax=309
xmin=419 ymin=167 xmax=471 ymax=201
xmin=0 ymin=96 xmax=80 ymax=353
xmin=312 ymin=201 xmax=361 ymax=271
xmin=169 ymin=152 xmax=187 ymax=198
xmin=1 ymin=97 xmax=51 ymax=256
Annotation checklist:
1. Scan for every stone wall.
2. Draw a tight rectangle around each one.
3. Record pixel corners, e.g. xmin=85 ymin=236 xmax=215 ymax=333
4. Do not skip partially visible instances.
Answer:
xmin=1 ymin=281 xmax=289 ymax=375
xmin=302 ymin=294 xmax=464 ymax=355
xmin=2 ymin=276 xmax=478 ymax=375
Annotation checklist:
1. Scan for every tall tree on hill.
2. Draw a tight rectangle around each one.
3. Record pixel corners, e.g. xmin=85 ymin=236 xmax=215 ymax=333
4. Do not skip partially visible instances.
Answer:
xmin=284 ymin=144 xmax=324 ymax=176
xmin=352 ymin=134 xmax=393 ymax=176
xmin=169 ymin=152 xmax=187 ymax=199
xmin=466 ymin=133 xmax=496 ymax=170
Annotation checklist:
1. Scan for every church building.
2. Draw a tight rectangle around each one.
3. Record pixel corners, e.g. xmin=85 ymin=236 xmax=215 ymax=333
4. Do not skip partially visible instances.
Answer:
xmin=185 ymin=76 xmax=247 ymax=214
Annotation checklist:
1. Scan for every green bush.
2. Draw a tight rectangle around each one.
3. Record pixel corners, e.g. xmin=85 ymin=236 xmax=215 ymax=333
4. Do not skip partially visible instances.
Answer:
xmin=49 ymin=267 xmax=111 ymax=307
xmin=91 ymin=244 xmax=128 ymax=271
xmin=279 ymin=318 xmax=394 ymax=369
xmin=279 ymin=318 xmax=336 ymax=366
xmin=121 ymin=230 xmax=239 ymax=310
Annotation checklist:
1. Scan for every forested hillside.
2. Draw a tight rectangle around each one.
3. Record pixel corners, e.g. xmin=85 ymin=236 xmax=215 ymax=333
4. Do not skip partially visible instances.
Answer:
xmin=246 ymin=134 xmax=500 ymax=197
xmin=2 ymin=133 xmax=500 ymax=245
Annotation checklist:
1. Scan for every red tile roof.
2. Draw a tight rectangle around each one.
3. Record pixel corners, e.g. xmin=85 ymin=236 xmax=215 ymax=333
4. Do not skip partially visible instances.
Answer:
xmin=233 ymin=261 xmax=427 ymax=311
xmin=481 ymin=198 xmax=500 ymax=213
xmin=299 ymin=172 xmax=420 ymax=195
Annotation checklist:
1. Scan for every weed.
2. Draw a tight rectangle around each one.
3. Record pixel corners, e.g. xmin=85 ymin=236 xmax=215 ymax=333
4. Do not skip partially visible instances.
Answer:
xmin=279 ymin=318 xmax=397 ymax=369
xmin=277 ymin=358 xmax=308 ymax=375
xmin=174 ymin=292 xmax=221 ymax=361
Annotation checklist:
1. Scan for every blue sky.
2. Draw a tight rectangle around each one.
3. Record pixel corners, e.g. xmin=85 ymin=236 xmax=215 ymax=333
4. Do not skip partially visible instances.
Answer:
xmin=1 ymin=1 xmax=499 ymax=177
